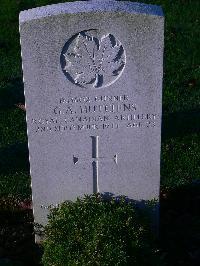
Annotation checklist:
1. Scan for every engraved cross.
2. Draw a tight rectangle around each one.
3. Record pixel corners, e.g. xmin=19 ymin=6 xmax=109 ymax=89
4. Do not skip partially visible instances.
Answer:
xmin=73 ymin=136 xmax=118 ymax=193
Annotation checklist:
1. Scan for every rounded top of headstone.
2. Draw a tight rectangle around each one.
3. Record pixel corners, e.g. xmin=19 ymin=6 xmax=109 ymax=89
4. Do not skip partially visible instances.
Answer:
xmin=89 ymin=0 xmax=116 ymax=3
xmin=19 ymin=0 xmax=163 ymax=24
xmin=89 ymin=0 xmax=115 ymax=2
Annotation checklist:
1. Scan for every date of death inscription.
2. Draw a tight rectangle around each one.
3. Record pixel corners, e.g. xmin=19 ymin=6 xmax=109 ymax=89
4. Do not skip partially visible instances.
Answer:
xmin=31 ymin=95 xmax=158 ymax=133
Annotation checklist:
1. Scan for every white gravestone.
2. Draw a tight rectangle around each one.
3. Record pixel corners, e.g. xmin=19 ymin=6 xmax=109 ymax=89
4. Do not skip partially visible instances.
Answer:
xmin=19 ymin=0 xmax=164 ymax=235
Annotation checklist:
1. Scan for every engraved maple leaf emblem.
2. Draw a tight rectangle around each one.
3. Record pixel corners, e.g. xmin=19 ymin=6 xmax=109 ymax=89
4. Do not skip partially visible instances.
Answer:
xmin=61 ymin=31 xmax=126 ymax=88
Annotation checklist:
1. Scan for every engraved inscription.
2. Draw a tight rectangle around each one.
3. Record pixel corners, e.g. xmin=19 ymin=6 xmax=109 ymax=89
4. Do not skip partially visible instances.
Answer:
xmin=91 ymin=136 xmax=99 ymax=193
xmin=31 ymin=94 xmax=158 ymax=133
xmin=61 ymin=30 xmax=126 ymax=89
xmin=73 ymin=136 xmax=118 ymax=193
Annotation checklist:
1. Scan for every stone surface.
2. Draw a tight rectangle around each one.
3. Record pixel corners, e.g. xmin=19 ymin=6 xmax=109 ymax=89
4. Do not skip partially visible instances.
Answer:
xmin=19 ymin=0 xmax=164 ymax=234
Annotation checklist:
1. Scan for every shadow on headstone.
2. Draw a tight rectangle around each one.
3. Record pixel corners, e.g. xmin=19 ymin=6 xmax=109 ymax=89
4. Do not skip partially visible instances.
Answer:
xmin=98 ymin=192 xmax=159 ymax=233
